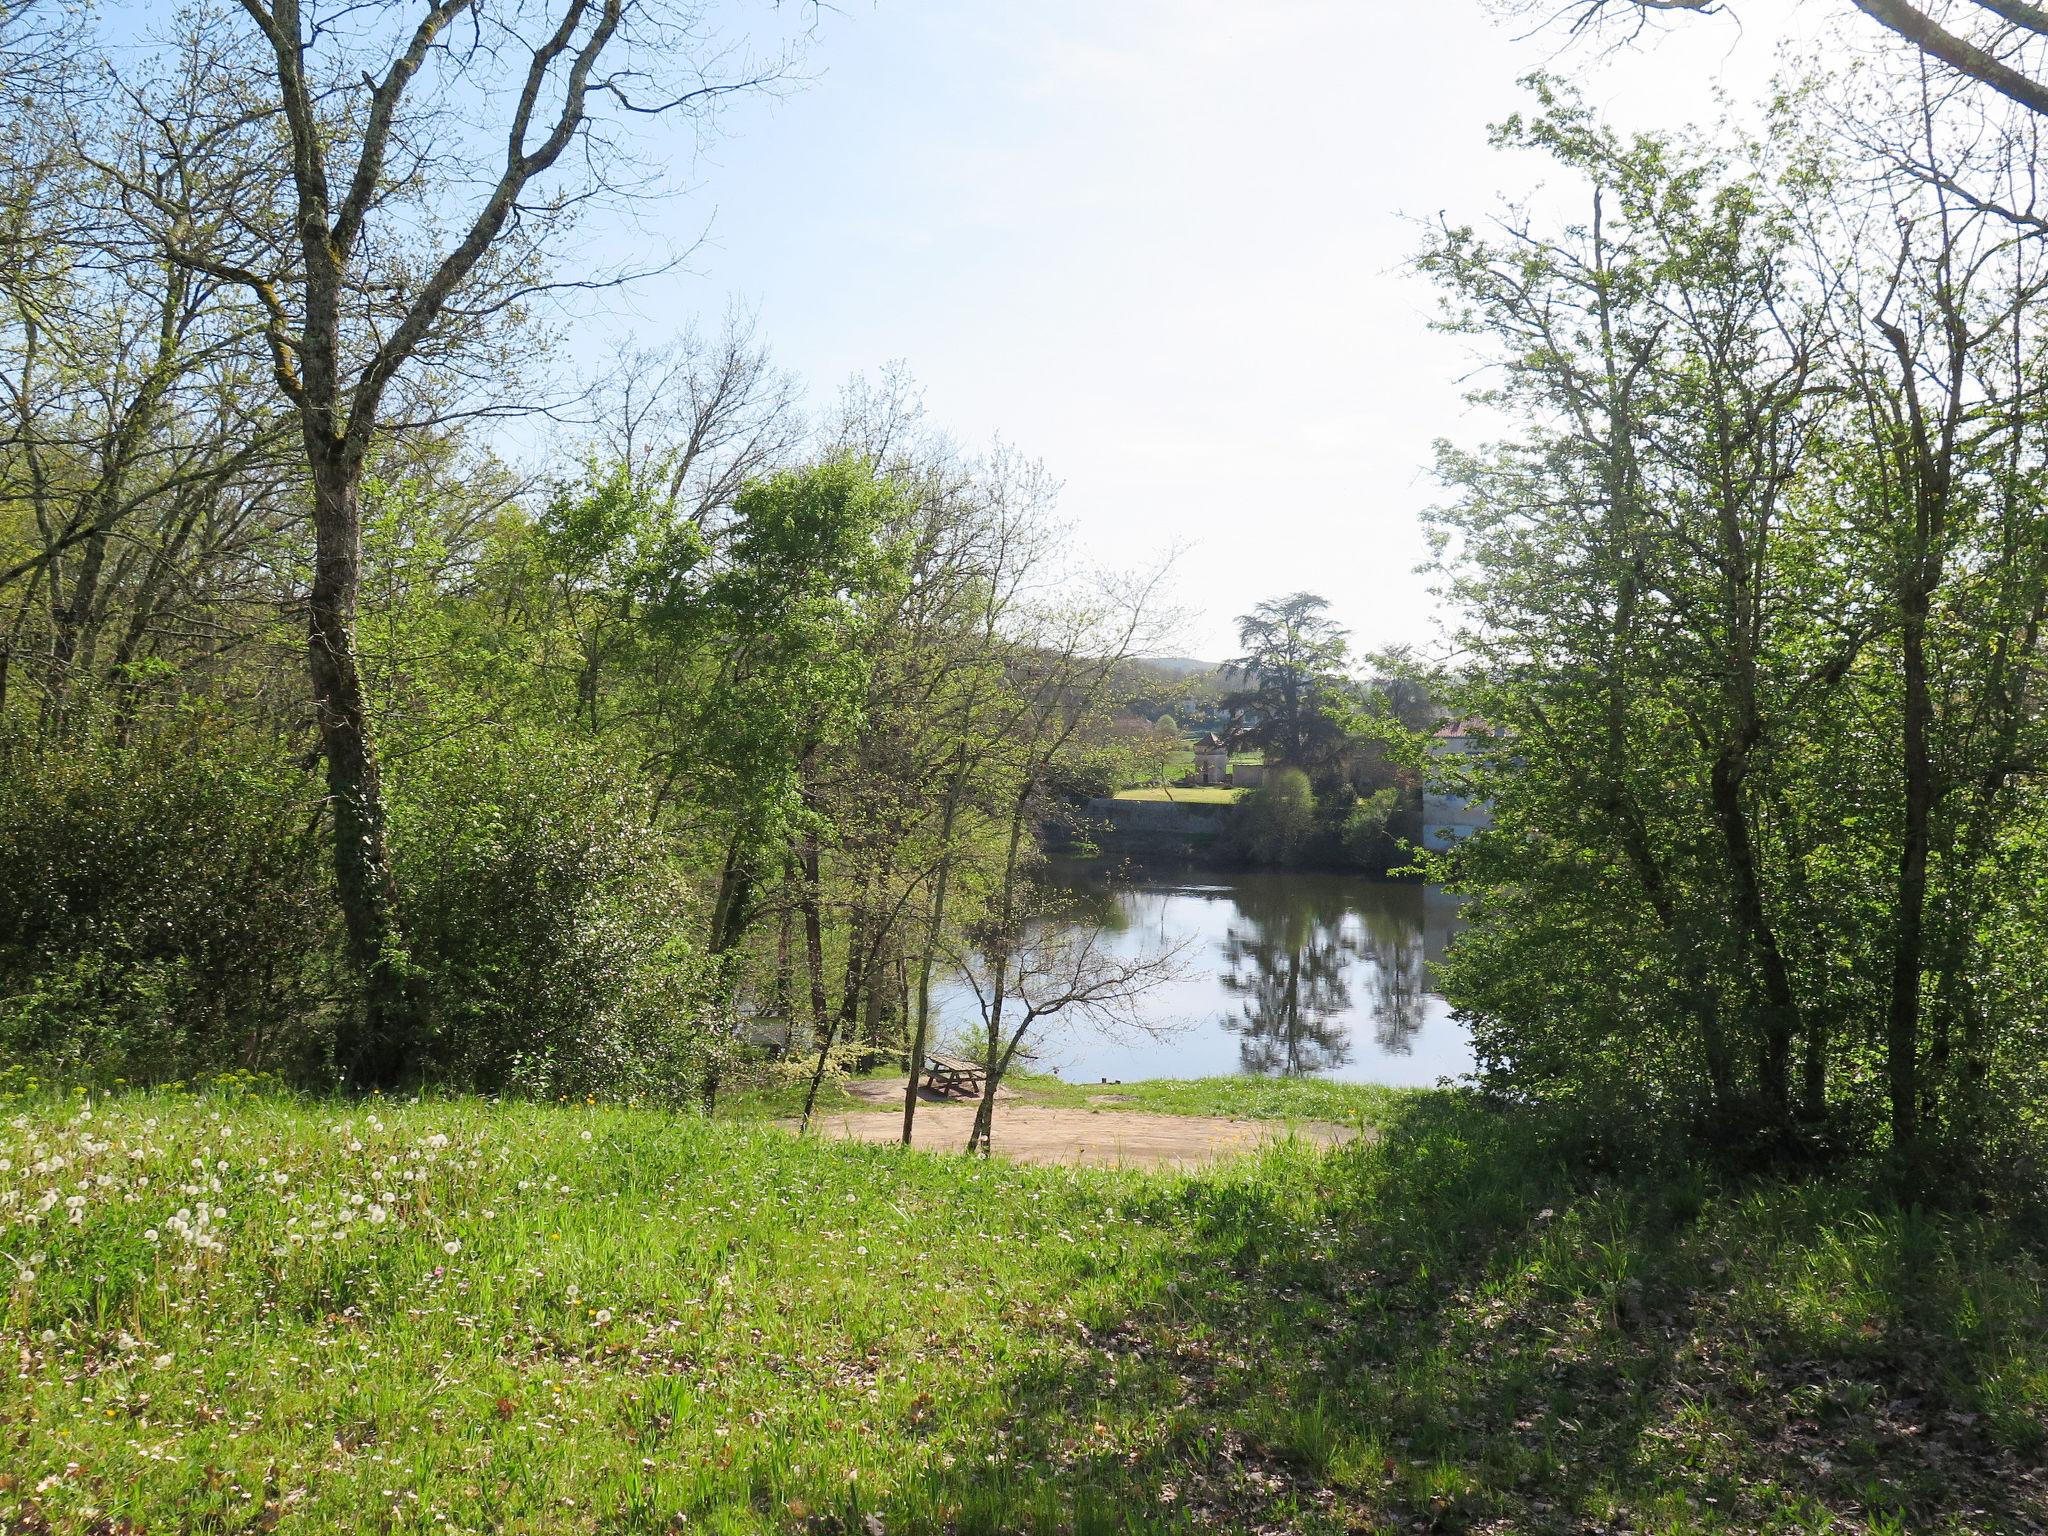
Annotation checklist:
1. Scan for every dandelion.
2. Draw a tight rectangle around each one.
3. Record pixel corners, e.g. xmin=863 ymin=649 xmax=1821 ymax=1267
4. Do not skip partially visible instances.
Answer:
xmin=579 ymin=1131 xmax=592 ymax=1143
xmin=144 ymin=1229 xmax=159 ymax=1244
xmin=443 ymin=1240 xmax=461 ymax=1257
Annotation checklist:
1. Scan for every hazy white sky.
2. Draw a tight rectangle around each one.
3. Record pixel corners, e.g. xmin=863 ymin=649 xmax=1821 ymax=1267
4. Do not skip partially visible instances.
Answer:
xmin=578 ymin=1 xmax=1812 ymax=660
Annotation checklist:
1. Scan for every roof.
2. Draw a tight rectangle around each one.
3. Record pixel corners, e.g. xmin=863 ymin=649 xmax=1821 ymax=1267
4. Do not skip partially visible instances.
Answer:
xmin=1433 ymin=716 xmax=1491 ymax=739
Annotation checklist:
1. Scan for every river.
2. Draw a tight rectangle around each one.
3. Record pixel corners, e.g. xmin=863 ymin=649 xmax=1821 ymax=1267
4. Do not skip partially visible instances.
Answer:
xmin=931 ymin=867 xmax=1473 ymax=1087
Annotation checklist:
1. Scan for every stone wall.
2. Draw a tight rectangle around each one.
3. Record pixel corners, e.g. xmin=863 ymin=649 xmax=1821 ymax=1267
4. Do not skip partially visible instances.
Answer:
xmin=1053 ymin=797 xmax=1239 ymax=859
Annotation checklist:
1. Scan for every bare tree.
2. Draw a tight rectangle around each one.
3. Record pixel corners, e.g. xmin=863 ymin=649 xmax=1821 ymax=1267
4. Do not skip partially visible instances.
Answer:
xmin=939 ymin=566 xmax=1178 ymax=1155
xmin=953 ymin=913 xmax=1188 ymax=1156
xmin=579 ymin=306 xmax=803 ymax=517
xmin=1531 ymin=0 xmax=2048 ymax=118
xmin=92 ymin=1 xmax=787 ymax=1085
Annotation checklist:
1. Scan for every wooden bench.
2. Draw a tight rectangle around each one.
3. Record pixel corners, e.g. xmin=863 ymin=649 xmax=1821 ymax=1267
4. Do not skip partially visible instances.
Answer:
xmin=922 ymin=1054 xmax=987 ymax=1099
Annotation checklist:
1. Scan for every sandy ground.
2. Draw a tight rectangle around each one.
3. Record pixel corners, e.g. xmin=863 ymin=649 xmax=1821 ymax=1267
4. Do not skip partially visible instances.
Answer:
xmin=780 ymin=1078 xmax=1358 ymax=1169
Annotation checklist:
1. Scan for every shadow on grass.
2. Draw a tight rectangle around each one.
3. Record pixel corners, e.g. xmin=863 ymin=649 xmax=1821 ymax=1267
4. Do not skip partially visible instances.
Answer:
xmin=870 ymin=1094 xmax=2048 ymax=1534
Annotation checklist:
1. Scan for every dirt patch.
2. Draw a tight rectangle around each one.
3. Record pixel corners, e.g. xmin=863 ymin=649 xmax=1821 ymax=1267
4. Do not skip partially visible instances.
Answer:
xmin=839 ymin=1075 xmax=1019 ymax=1108
xmin=782 ymin=1101 xmax=1358 ymax=1169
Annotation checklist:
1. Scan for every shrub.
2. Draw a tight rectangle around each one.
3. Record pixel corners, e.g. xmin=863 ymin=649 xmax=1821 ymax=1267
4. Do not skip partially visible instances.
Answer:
xmin=389 ymin=732 xmax=718 ymax=1101
xmin=1237 ymin=766 xmax=1316 ymax=863
xmin=1338 ymin=785 xmax=1403 ymax=872
xmin=0 ymin=723 xmax=334 ymax=1082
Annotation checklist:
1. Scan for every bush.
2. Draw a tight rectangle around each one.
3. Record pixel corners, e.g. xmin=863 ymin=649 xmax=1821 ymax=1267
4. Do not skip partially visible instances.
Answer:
xmin=0 ymin=723 xmax=334 ymax=1082
xmin=389 ymin=732 xmax=718 ymax=1101
xmin=1339 ymin=785 xmax=1402 ymax=870
xmin=1236 ymin=766 xmax=1316 ymax=863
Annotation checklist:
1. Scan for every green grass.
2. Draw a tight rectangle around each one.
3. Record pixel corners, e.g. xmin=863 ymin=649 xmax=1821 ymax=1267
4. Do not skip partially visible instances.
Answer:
xmin=2 ymin=1086 xmax=2044 ymax=1533
xmin=715 ymin=1068 xmax=886 ymax=1123
xmin=1111 ymin=785 xmax=1243 ymax=804
xmin=1011 ymin=1072 xmax=1411 ymax=1127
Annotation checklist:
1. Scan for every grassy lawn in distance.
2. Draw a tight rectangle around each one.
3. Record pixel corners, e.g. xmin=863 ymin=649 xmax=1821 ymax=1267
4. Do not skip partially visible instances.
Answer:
xmin=1111 ymin=785 xmax=1243 ymax=804
xmin=1008 ymin=1071 xmax=1411 ymax=1128
xmin=2 ymin=1086 xmax=2044 ymax=1534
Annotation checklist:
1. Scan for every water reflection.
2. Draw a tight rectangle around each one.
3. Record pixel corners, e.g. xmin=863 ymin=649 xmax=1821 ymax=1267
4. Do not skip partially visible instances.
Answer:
xmin=1217 ymin=876 xmax=1448 ymax=1073
xmin=1218 ymin=886 xmax=1362 ymax=1075
xmin=939 ymin=866 xmax=1473 ymax=1088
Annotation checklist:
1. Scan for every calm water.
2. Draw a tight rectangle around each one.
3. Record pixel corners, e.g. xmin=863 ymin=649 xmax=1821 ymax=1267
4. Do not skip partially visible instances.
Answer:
xmin=933 ymin=869 xmax=1473 ymax=1087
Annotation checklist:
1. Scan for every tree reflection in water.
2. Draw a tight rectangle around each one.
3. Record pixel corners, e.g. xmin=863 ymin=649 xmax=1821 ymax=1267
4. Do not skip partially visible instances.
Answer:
xmin=1217 ymin=874 xmax=1430 ymax=1075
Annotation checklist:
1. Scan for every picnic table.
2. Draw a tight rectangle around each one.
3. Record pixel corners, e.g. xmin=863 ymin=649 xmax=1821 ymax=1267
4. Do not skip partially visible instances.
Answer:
xmin=922 ymin=1054 xmax=987 ymax=1098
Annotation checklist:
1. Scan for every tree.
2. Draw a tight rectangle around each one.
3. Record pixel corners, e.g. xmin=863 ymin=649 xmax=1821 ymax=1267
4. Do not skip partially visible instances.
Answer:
xmin=1542 ymin=1 xmax=2048 ymax=123
xmin=1419 ymin=79 xmax=2048 ymax=1169
xmin=953 ymin=907 xmax=1184 ymax=1154
xmin=1229 ymin=592 xmax=1353 ymax=774
xmin=944 ymin=564 xmax=1175 ymax=1154
xmin=92 ymin=1 xmax=784 ymax=1086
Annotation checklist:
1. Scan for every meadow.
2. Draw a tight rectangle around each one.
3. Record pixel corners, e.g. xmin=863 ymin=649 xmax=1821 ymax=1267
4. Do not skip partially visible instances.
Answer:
xmin=1108 ymin=787 xmax=1243 ymax=805
xmin=1 ymin=1083 xmax=2043 ymax=1534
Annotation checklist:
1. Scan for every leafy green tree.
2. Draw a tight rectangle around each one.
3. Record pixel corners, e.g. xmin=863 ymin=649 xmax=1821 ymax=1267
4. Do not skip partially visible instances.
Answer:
xmin=1419 ymin=81 xmax=2048 ymax=1169
xmin=1229 ymin=592 xmax=1354 ymax=773
xmin=93 ymin=0 xmax=786 ymax=1088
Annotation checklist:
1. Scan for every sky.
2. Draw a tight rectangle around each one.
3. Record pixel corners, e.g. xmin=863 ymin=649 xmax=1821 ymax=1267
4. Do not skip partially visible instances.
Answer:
xmin=568 ymin=0 xmax=1814 ymax=661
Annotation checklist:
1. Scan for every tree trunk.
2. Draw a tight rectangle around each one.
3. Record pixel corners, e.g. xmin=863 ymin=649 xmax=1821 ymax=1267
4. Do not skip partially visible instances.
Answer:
xmin=1887 ymin=584 xmax=1932 ymax=1154
xmin=42 ymin=523 xmax=110 ymax=734
xmin=967 ymin=797 xmax=1032 ymax=1155
xmin=774 ymin=882 xmax=795 ymax=1022
xmin=1709 ymin=746 xmax=1801 ymax=1119
xmin=902 ymin=750 xmax=967 ymax=1145
xmin=796 ymin=829 xmax=836 ymax=1133
xmin=306 ymin=442 xmax=414 ymax=1089
xmin=697 ymin=828 xmax=762 ymax=1116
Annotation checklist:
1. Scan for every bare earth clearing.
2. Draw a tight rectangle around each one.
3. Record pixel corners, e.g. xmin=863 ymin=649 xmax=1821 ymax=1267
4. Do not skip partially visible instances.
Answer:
xmin=780 ymin=1077 xmax=1360 ymax=1168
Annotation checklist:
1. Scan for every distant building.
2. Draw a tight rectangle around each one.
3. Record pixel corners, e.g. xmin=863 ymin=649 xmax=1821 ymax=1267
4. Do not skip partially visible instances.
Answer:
xmin=1193 ymin=732 xmax=1232 ymax=786
xmin=1423 ymin=718 xmax=1494 ymax=851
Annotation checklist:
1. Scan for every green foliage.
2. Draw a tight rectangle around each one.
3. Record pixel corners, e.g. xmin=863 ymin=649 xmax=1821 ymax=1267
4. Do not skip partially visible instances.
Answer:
xmin=680 ymin=456 xmax=911 ymax=820
xmin=389 ymin=732 xmax=716 ymax=1101
xmin=1229 ymin=592 xmax=1355 ymax=774
xmin=1339 ymin=785 xmax=1402 ymax=868
xmin=0 ymin=725 xmax=333 ymax=1083
xmin=1042 ymin=740 xmax=1127 ymax=803
xmin=1236 ymin=766 xmax=1316 ymax=864
xmin=1417 ymin=83 xmax=2048 ymax=1171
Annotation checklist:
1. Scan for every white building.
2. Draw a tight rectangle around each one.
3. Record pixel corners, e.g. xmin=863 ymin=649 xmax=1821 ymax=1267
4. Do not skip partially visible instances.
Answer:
xmin=1422 ymin=718 xmax=1494 ymax=851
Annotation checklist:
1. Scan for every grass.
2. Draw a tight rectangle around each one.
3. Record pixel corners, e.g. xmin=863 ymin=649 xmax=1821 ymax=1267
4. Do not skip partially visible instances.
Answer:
xmin=1111 ymin=786 xmax=1243 ymax=804
xmin=2 ymin=1085 xmax=2044 ymax=1533
xmin=716 ymin=1069 xmax=888 ymax=1123
xmin=1010 ymin=1072 xmax=1411 ymax=1128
